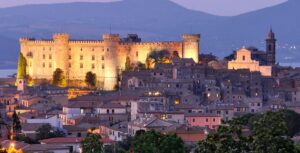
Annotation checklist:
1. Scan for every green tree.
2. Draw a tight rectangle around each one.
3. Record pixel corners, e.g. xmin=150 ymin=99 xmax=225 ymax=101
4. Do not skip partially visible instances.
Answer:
xmin=85 ymin=71 xmax=97 ymax=88
xmin=196 ymin=111 xmax=300 ymax=153
xmin=81 ymin=132 xmax=103 ymax=153
xmin=52 ymin=68 xmax=66 ymax=87
xmin=12 ymin=111 xmax=21 ymax=132
xmin=36 ymin=124 xmax=65 ymax=140
xmin=16 ymin=53 xmax=27 ymax=79
xmin=132 ymin=130 xmax=185 ymax=153
xmin=146 ymin=50 xmax=171 ymax=69
xmin=125 ymin=56 xmax=132 ymax=71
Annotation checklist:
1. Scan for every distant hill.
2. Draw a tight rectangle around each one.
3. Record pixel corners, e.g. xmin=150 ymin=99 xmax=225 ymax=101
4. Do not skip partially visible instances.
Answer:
xmin=0 ymin=0 xmax=298 ymax=69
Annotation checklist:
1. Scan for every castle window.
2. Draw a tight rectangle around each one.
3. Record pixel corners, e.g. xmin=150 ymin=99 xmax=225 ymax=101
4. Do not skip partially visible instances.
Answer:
xmin=49 ymin=54 xmax=52 ymax=59
xmin=69 ymin=55 xmax=72 ymax=60
xmin=43 ymin=47 xmax=45 ymax=51
xmin=43 ymin=63 xmax=45 ymax=68
xmin=92 ymin=64 xmax=95 ymax=69
xmin=242 ymin=56 xmax=245 ymax=61
xmin=69 ymin=48 xmax=71 ymax=51
xmin=102 ymin=56 xmax=104 ymax=61
xmin=49 ymin=47 xmax=51 ymax=51
xmin=80 ymin=48 xmax=83 ymax=51
xmin=92 ymin=48 xmax=94 ymax=51
xmin=102 ymin=64 xmax=105 ymax=69
xmin=107 ymin=48 xmax=109 ymax=52
xmin=43 ymin=54 xmax=46 ymax=59
xmin=80 ymin=55 xmax=83 ymax=60
xmin=49 ymin=63 xmax=52 ymax=68
xmin=92 ymin=55 xmax=95 ymax=60
xmin=69 ymin=63 xmax=71 ymax=68
xmin=80 ymin=63 xmax=83 ymax=68
xmin=136 ymin=51 xmax=138 ymax=57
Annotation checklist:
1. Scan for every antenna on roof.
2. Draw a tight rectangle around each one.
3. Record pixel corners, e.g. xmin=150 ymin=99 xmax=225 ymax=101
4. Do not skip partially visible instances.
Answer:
xmin=109 ymin=24 xmax=112 ymax=34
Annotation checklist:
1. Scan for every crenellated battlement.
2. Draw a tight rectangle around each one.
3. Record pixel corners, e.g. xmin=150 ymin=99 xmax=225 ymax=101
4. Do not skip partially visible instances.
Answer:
xmin=103 ymin=34 xmax=120 ymax=42
xmin=182 ymin=34 xmax=201 ymax=42
xmin=120 ymin=41 xmax=181 ymax=46
xmin=53 ymin=33 xmax=70 ymax=42
xmin=69 ymin=40 xmax=104 ymax=44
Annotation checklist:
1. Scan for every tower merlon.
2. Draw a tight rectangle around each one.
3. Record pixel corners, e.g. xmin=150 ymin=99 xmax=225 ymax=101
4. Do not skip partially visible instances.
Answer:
xmin=182 ymin=34 xmax=201 ymax=42
xmin=103 ymin=34 xmax=120 ymax=42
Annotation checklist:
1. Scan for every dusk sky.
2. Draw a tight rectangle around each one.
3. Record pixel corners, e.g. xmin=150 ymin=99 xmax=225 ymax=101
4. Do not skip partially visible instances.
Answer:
xmin=0 ymin=0 xmax=287 ymax=16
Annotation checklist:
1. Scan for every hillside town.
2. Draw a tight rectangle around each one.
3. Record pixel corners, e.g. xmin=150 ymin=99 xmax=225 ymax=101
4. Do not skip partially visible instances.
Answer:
xmin=1 ymin=30 xmax=300 ymax=153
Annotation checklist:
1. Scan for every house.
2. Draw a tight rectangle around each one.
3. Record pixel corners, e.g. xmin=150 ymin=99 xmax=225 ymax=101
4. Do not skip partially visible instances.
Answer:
xmin=185 ymin=113 xmax=221 ymax=129
xmin=23 ymin=144 xmax=70 ymax=153
xmin=26 ymin=114 xmax=62 ymax=129
xmin=100 ymin=121 xmax=128 ymax=142
xmin=128 ymin=116 xmax=175 ymax=136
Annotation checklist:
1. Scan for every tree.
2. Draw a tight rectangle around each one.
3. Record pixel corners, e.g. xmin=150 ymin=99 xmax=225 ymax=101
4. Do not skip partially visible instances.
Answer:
xmin=26 ymin=74 xmax=34 ymax=86
xmin=81 ymin=132 xmax=103 ymax=153
xmin=85 ymin=72 xmax=97 ymax=88
xmin=196 ymin=111 xmax=300 ymax=153
xmin=12 ymin=111 xmax=21 ymax=133
xmin=36 ymin=124 xmax=65 ymax=140
xmin=125 ymin=56 xmax=132 ymax=71
xmin=16 ymin=53 xmax=27 ymax=80
xmin=132 ymin=130 xmax=185 ymax=153
xmin=52 ymin=68 xmax=66 ymax=87
xmin=146 ymin=50 xmax=171 ymax=69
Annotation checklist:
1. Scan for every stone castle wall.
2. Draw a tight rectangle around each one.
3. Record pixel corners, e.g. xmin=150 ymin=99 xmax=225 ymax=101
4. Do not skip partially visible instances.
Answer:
xmin=19 ymin=33 xmax=200 ymax=90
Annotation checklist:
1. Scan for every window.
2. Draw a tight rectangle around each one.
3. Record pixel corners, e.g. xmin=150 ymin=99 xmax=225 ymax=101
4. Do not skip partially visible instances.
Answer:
xmin=43 ymin=54 xmax=46 ymax=59
xmin=69 ymin=55 xmax=71 ymax=60
xmin=49 ymin=54 xmax=52 ymax=59
xmin=136 ymin=51 xmax=138 ymax=57
xmin=80 ymin=48 xmax=83 ymax=51
xmin=192 ymin=118 xmax=195 ymax=122
xmin=112 ymin=109 xmax=115 ymax=114
xmin=69 ymin=63 xmax=71 ymax=68
xmin=92 ymin=64 xmax=95 ymax=69
xmin=49 ymin=63 xmax=52 ymax=68
xmin=242 ymin=55 xmax=245 ymax=61
xmin=43 ymin=63 xmax=45 ymax=68
xmin=102 ymin=64 xmax=105 ymax=69
xmin=80 ymin=55 xmax=83 ymax=60
xmin=206 ymin=118 xmax=208 ymax=122
xmin=213 ymin=118 xmax=215 ymax=122
xmin=92 ymin=55 xmax=95 ymax=60
xmin=107 ymin=48 xmax=109 ymax=51
xmin=80 ymin=63 xmax=83 ymax=68
xmin=69 ymin=48 xmax=71 ymax=51
xmin=107 ymin=109 xmax=109 ymax=114
xmin=102 ymin=56 xmax=104 ymax=60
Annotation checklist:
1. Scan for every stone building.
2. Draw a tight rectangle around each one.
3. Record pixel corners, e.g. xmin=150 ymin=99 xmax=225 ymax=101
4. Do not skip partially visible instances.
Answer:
xmin=228 ymin=48 xmax=272 ymax=76
xmin=19 ymin=33 xmax=200 ymax=90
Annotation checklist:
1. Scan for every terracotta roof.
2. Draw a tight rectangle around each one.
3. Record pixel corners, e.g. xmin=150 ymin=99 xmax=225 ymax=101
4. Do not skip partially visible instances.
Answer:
xmin=40 ymin=137 xmax=114 ymax=144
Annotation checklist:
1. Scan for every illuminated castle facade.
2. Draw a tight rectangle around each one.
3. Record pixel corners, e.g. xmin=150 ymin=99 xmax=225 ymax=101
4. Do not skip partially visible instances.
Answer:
xmin=19 ymin=33 xmax=200 ymax=90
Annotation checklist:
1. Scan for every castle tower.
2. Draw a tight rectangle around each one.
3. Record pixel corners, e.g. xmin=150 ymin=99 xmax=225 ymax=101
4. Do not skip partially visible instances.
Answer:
xmin=103 ymin=34 xmax=120 ymax=90
xmin=53 ymin=33 xmax=70 ymax=79
xmin=182 ymin=34 xmax=200 ymax=63
xmin=266 ymin=29 xmax=276 ymax=65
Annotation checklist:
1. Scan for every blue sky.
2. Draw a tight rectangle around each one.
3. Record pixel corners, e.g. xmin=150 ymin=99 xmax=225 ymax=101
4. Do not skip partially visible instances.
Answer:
xmin=0 ymin=0 xmax=287 ymax=16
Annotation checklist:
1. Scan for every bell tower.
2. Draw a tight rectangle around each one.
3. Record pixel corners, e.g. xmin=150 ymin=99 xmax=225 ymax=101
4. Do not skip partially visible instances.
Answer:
xmin=266 ymin=28 xmax=276 ymax=65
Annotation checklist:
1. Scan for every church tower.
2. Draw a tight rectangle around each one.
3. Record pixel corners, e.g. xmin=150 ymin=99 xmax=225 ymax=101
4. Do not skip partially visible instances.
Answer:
xmin=266 ymin=29 xmax=276 ymax=65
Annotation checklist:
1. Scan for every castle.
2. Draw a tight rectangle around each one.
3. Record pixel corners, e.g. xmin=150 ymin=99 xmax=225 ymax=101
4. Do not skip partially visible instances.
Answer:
xmin=19 ymin=33 xmax=200 ymax=90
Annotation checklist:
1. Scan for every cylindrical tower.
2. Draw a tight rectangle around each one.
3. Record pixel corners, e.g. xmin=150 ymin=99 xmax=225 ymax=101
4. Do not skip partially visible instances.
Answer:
xmin=103 ymin=34 xmax=120 ymax=90
xmin=182 ymin=34 xmax=200 ymax=63
xmin=53 ymin=33 xmax=70 ymax=79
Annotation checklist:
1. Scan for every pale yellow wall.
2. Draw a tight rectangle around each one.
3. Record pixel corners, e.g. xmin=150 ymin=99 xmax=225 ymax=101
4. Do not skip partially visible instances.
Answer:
xmin=19 ymin=33 xmax=200 ymax=90
xmin=228 ymin=48 xmax=271 ymax=76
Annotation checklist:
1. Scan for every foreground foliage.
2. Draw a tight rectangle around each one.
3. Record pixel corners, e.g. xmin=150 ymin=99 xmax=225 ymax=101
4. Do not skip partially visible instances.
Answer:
xmin=132 ymin=130 xmax=185 ymax=153
xmin=196 ymin=110 xmax=300 ymax=153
